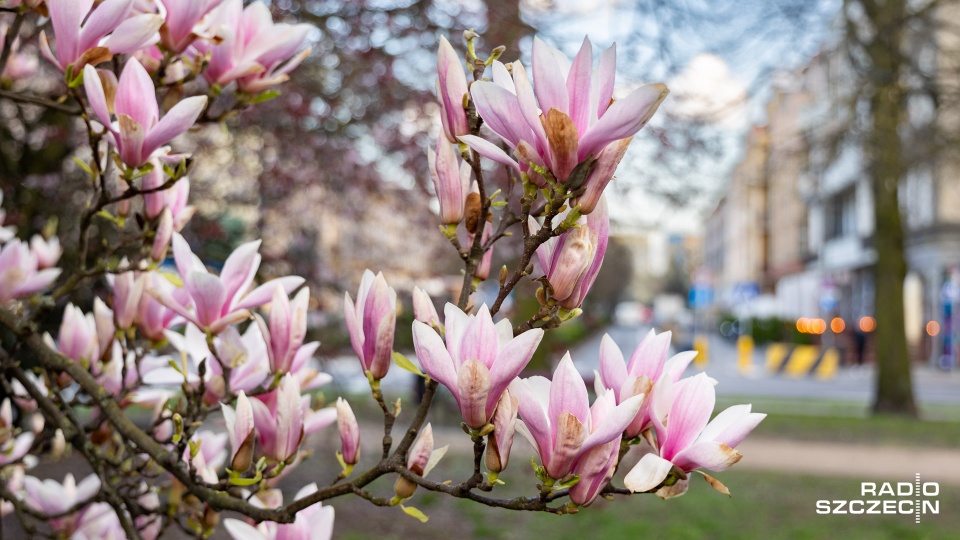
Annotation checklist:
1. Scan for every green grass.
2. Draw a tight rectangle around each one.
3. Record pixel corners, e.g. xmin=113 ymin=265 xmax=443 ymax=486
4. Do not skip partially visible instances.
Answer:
xmin=713 ymin=396 xmax=960 ymax=449
xmin=333 ymin=467 xmax=960 ymax=540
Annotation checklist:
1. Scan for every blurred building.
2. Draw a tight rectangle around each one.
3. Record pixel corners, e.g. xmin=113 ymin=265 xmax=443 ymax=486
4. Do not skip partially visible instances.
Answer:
xmin=700 ymin=9 xmax=960 ymax=365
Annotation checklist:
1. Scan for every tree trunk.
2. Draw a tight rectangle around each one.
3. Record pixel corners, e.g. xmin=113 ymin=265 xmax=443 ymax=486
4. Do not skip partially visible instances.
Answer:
xmin=860 ymin=0 xmax=918 ymax=416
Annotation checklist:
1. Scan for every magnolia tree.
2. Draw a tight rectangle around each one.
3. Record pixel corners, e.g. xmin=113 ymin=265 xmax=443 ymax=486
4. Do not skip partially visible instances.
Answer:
xmin=0 ymin=1 xmax=765 ymax=538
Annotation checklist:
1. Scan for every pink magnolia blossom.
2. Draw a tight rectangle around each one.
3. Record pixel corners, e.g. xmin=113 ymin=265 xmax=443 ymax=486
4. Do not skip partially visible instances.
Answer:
xmin=0 ymin=239 xmax=62 ymax=303
xmin=412 ymin=303 xmax=543 ymax=430
xmin=142 ymin=165 xmax=195 ymax=231
xmin=597 ymin=330 xmax=696 ymax=438
xmin=92 ymin=297 xmax=115 ymax=355
xmin=158 ymin=0 xmax=225 ymax=53
xmin=530 ymin=196 xmax=608 ymax=309
xmin=83 ymin=59 xmax=207 ymax=168
xmin=336 ymin=397 xmax=360 ymax=466
xmin=412 ymin=286 xmax=441 ymax=329
xmin=256 ymin=286 xmax=309 ymax=374
xmin=187 ymin=430 xmax=229 ymax=469
xmin=149 ymin=233 xmax=304 ymax=334
xmin=568 ymin=391 xmax=623 ymax=506
xmin=136 ymin=272 xmax=185 ymax=341
xmin=29 ymin=235 xmax=61 ymax=269
xmin=40 ymin=0 xmax=163 ymax=74
xmin=56 ymin=303 xmax=100 ymax=363
xmin=623 ymin=373 xmax=765 ymax=498
xmin=428 ymin=138 xmax=470 ymax=225
xmin=144 ymin=323 xmax=270 ymax=402
xmin=151 ymin=208 xmax=174 ymax=262
xmin=23 ymin=473 xmax=102 ymax=534
xmin=197 ymin=0 xmax=312 ymax=93
xmin=223 ymin=484 xmax=334 ymax=540
xmin=485 ymin=389 xmax=519 ymax=476
xmin=222 ymin=391 xmax=256 ymax=470
xmin=462 ymin=38 xmax=667 ymax=209
xmin=462 ymin=220 xmax=493 ymax=280
xmin=344 ymin=269 xmax=397 ymax=380
xmin=436 ymin=35 xmax=469 ymax=143
xmin=0 ymin=399 xmax=34 ymax=466
xmin=0 ymin=24 xmax=37 ymax=81
xmin=249 ymin=374 xmax=304 ymax=464
xmin=107 ymin=266 xmax=145 ymax=330
xmin=510 ymin=353 xmax=643 ymax=480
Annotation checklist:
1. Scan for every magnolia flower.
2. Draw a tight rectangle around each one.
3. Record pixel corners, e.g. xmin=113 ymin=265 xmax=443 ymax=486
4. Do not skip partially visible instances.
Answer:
xmin=336 ymin=397 xmax=360 ymax=467
xmin=0 ymin=239 xmax=62 ymax=303
xmin=510 ymin=353 xmax=643 ymax=480
xmin=197 ymin=0 xmax=312 ymax=93
xmin=222 ymin=391 xmax=256 ymax=471
xmin=92 ymin=298 xmax=115 ymax=359
xmin=256 ymin=286 xmax=309 ymax=374
xmin=23 ymin=473 xmax=101 ymax=534
xmin=413 ymin=303 xmax=543 ymax=430
xmin=152 ymin=208 xmax=174 ymax=262
xmin=183 ymin=430 xmax=229 ymax=483
xmin=150 ymin=233 xmax=304 ymax=334
xmin=0 ymin=399 xmax=34 ymax=466
xmin=224 ymin=484 xmax=334 ymax=540
xmin=107 ymin=266 xmax=145 ymax=330
xmin=83 ymin=59 xmax=207 ymax=168
xmin=412 ymin=286 xmax=441 ymax=329
xmin=137 ymin=272 xmax=185 ymax=341
xmin=344 ymin=269 xmax=397 ymax=380
xmin=463 ymin=220 xmax=493 ymax=280
xmin=142 ymin=165 xmax=195 ymax=230
xmin=0 ymin=466 xmax=23 ymax=516
xmin=41 ymin=0 xmax=163 ymax=74
xmin=436 ymin=35 xmax=469 ymax=143
xmin=394 ymin=423 xmax=447 ymax=500
xmin=624 ymin=373 xmax=765 ymax=498
xmin=530 ymin=196 xmax=608 ymax=309
xmin=485 ymin=389 xmax=519 ymax=476
xmin=158 ymin=0 xmax=225 ymax=53
xmin=144 ymin=323 xmax=270 ymax=402
xmin=56 ymin=303 xmax=100 ymax=363
xmin=0 ymin=24 xmax=37 ymax=81
xmin=598 ymin=330 xmax=696 ymax=438
xmin=462 ymin=38 xmax=667 ymax=207
xmin=250 ymin=374 xmax=304 ymax=464
xmin=568 ymin=392 xmax=623 ymax=506
xmin=29 ymin=235 xmax=62 ymax=269
xmin=428 ymin=139 xmax=470 ymax=225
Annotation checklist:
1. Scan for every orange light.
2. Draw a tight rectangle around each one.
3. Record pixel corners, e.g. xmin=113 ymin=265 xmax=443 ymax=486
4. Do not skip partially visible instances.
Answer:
xmin=859 ymin=316 xmax=876 ymax=332
xmin=796 ymin=318 xmax=808 ymax=333
xmin=926 ymin=321 xmax=940 ymax=337
xmin=813 ymin=318 xmax=827 ymax=335
xmin=830 ymin=317 xmax=845 ymax=333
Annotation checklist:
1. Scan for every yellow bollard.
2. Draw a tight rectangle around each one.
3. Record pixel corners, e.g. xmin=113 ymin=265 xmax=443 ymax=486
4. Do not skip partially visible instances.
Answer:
xmin=693 ymin=335 xmax=709 ymax=369
xmin=737 ymin=335 xmax=754 ymax=374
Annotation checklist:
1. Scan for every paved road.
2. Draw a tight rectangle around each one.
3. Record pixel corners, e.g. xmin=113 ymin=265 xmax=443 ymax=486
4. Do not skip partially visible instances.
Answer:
xmin=569 ymin=324 xmax=960 ymax=405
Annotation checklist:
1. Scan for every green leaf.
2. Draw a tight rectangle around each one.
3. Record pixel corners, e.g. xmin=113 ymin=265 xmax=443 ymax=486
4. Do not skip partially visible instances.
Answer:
xmin=392 ymin=352 xmax=425 ymax=378
xmin=400 ymin=504 xmax=429 ymax=523
xmin=73 ymin=157 xmax=95 ymax=177
xmin=228 ymin=475 xmax=262 ymax=486
xmin=249 ymin=89 xmax=281 ymax=104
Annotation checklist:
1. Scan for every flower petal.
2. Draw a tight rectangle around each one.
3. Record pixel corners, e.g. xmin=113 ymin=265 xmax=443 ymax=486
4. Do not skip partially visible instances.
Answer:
xmin=623 ymin=452 xmax=673 ymax=493
xmin=412 ymin=321 xmax=457 ymax=394
xmin=143 ymin=95 xmax=207 ymax=157
xmin=578 ymin=82 xmax=669 ymax=160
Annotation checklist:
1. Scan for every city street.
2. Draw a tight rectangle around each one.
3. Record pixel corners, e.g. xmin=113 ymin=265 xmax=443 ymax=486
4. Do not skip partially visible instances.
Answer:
xmin=569 ymin=324 xmax=960 ymax=405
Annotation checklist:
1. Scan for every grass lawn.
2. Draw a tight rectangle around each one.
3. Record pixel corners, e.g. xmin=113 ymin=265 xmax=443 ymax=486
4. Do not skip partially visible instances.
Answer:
xmin=333 ymin=468 xmax=960 ymax=540
xmin=714 ymin=396 xmax=960 ymax=448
